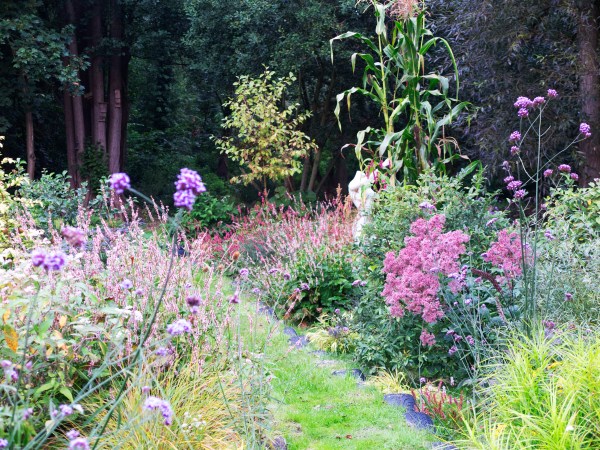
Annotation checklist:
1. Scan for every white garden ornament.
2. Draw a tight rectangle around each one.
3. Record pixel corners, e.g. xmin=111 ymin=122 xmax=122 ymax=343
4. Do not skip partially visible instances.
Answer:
xmin=348 ymin=171 xmax=376 ymax=240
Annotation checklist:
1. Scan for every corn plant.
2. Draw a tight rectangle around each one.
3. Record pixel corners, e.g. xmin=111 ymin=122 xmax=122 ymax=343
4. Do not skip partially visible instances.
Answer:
xmin=331 ymin=2 xmax=469 ymax=184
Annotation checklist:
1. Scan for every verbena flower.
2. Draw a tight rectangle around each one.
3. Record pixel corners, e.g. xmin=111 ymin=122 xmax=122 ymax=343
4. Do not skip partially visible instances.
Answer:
xmin=418 ymin=201 xmax=436 ymax=211
xmin=514 ymin=97 xmax=533 ymax=109
xmin=31 ymin=250 xmax=46 ymax=267
xmin=173 ymin=190 xmax=197 ymax=210
xmin=532 ymin=96 xmax=545 ymax=106
xmin=229 ymin=292 xmax=240 ymax=304
xmin=510 ymin=146 xmax=520 ymax=155
xmin=0 ymin=439 xmax=7 ymax=448
xmin=142 ymin=386 xmax=151 ymax=394
xmin=485 ymin=217 xmax=499 ymax=227
xmin=547 ymin=89 xmax=558 ymax=98
xmin=186 ymin=295 xmax=201 ymax=313
xmin=419 ymin=330 xmax=436 ymax=347
xmin=419 ymin=377 xmax=427 ymax=384
xmin=506 ymin=180 xmax=522 ymax=191
xmin=509 ymin=131 xmax=521 ymax=142
xmin=268 ymin=268 xmax=279 ymax=275
xmin=351 ymin=280 xmax=361 ymax=287
xmin=68 ymin=437 xmax=90 ymax=450
xmin=300 ymin=282 xmax=310 ymax=291
xmin=283 ymin=272 xmax=291 ymax=281
xmin=448 ymin=345 xmax=458 ymax=355
xmin=517 ymin=108 xmax=528 ymax=118
xmin=120 ymin=279 xmax=133 ymax=290
xmin=61 ymin=227 xmax=86 ymax=247
xmin=382 ymin=215 xmax=469 ymax=323
xmin=251 ymin=288 xmax=261 ymax=295
xmin=570 ymin=173 xmax=579 ymax=181
xmin=143 ymin=396 xmax=173 ymax=426
xmin=43 ymin=251 xmax=67 ymax=271
xmin=155 ymin=347 xmax=171 ymax=356
xmin=166 ymin=319 xmax=192 ymax=336
xmin=504 ymin=175 xmax=515 ymax=184
xmin=466 ymin=335 xmax=475 ymax=345
xmin=513 ymin=189 xmax=527 ymax=199
xmin=544 ymin=230 xmax=555 ymax=241
xmin=558 ymin=164 xmax=571 ymax=173
xmin=543 ymin=169 xmax=553 ymax=177
xmin=174 ymin=168 xmax=206 ymax=210
xmin=23 ymin=407 xmax=33 ymax=419
xmin=579 ymin=122 xmax=592 ymax=138
xmin=108 ymin=173 xmax=130 ymax=194
xmin=239 ymin=268 xmax=249 ymax=278
xmin=66 ymin=430 xmax=80 ymax=440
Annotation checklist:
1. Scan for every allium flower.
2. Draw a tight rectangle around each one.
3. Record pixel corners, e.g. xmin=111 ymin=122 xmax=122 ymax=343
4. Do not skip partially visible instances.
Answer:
xmin=504 ymin=176 xmax=515 ymax=184
xmin=514 ymin=97 xmax=533 ymax=109
xmin=513 ymin=189 xmax=527 ymax=199
xmin=509 ymin=131 xmax=521 ymax=142
xmin=42 ymin=251 xmax=67 ymax=271
xmin=31 ymin=250 xmax=46 ymax=267
xmin=166 ymin=319 xmax=192 ymax=336
xmin=143 ymin=396 xmax=174 ymax=426
xmin=61 ymin=227 xmax=86 ymax=247
xmin=173 ymin=189 xmax=197 ymax=210
xmin=68 ymin=437 xmax=90 ymax=450
xmin=506 ymin=180 xmax=522 ymax=191
xmin=120 ymin=279 xmax=133 ymax=290
xmin=558 ymin=164 xmax=571 ymax=173
xmin=570 ymin=173 xmax=579 ymax=181
xmin=382 ymin=215 xmax=469 ymax=324
xmin=543 ymin=169 xmax=553 ymax=177
xmin=579 ymin=122 xmax=592 ymax=138
xmin=239 ymin=268 xmax=249 ymax=278
xmin=517 ymin=108 xmax=529 ymax=118
xmin=466 ymin=335 xmax=475 ymax=345
xmin=448 ymin=345 xmax=458 ymax=355
xmin=510 ymin=146 xmax=520 ymax=155
xmin=419 ymin=201 xmax=436 ymax=211
xmin=419 ymin=330 xmax=436 ymax=347
xmin=66 ymin=430 xmax=80 ymax=440
xmin=547 ymin=89 xmax=558 ymax=98
xmin=174 ymin=168 xmax=206 ymax=195
xmin=108 ymin=173 xmax=130 ymax=194
xmin=532 ymin=96 xmax=545 ymax=106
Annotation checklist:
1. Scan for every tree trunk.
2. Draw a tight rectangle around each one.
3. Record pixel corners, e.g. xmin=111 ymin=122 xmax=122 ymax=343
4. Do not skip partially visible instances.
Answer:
xmin=25 ymin=110 xmax=35 ymax=179
xmin=65 ymin=0 xmax=85 ymax=187
xmin=107 ymin=0 xmax=124 ymax=174
xmin=64 ymin=90 xmax=77 ymax=187
xmin=578 ymin=0 xmax=600 ymax=184
xmin=90 ymin=0 xmax=107 ymax=155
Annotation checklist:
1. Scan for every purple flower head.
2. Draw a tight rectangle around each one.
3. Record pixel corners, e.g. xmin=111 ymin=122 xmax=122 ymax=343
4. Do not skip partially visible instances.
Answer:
xmin=31 ymin=250 xmax=46 ymax=267
xmin=68 ymin=438 xmax=90 ymax=450
xmin=120 ymin=279 xmax=133 ymax=290
xmin=229 ymin=293 xmax=240 ymax=304
xmin=504 ymin=175 xmax=515 ymax=184
xmin=108 ymin=173 xmax=131 ymax=195
xmin=532 ymin=96 xmax=545 ymax=106
xmin=509 ymin=131 xmax=522 ymax=142
xmin=464 ymin=298 xmax=472 ymax=306
xmin=173 ymin=189 xmax=196 ymax=210
xmin=1 ymin=360 xmax=12 ymax=369
xmin=175 ymin=168 xmax=206 ymax=196
xmin=544 ymin=230 xmax=555 ymax=241
xmin=155 ymin=347 xmax=171 ymax=356
xmin=448 ymin=345 xmax=458 ymax=356
xmin=547 ymin=89 xmax=558 ymax=98
xmin=239 ymin=268 xmax=249 ymax=278
xmin=59 ymin=403 xmax=82 ymax=417
xmin=351 ymin=280 xmax=361 ymax=287
xmin=513 ymin=189 xmax=527 ymax=199
xmin=268 ymin=268 xmax=279 ymax=275
xmin=251 ymin=287 xmax=261 ymax=295
xmin=166 ymin=319 xmax=192 ymax=336
xmin=23 ymin=407 xmax=33 ymax=419
xmin=186 ymin=295 xmax=201 ymax=308
xmin=61 ymin=227 xmax=86 ymax=248
xmin=579 ymin=122 xmax=592 ymax=138
xmin=142 ymin=385 xmax=151 ymax=394
xmin=543 ymin=169 xmax=553 ymax=177
xmin=143 ymin=396 xmax=173 ymax=426
xmin=565 ymin=292 xmax=573 ymax=301
xmin=66 ymin=430 xmax=80 ymax=440
xmin=510 ymin=146 xmax=520 ymax=155
xmin=517 ymin=108 xmax=529 ymax=118
xmin=466 ymin=335 xmax=475 ymax=345
xmin=419 ymin=377 xmax=427 ymax=384
xmin=360 ymin=280 xmax=367 ymax=287
xmin=334 ymin=308 xmax=340 ymax=315
xmin=0 ymin=439 xmax=8 ymax=448
xmin=300 ymin=282 xmax=310 ymax=291
xmin=42 ymin=251 xmax=67 ymax=271
xmin=420 ymin=330 xmax=436 ymax=347
xmin=419 ymin=201 xmax=436 ymax=211
xmin=134 ymin=288 xmax=144 ymax=297
xmin=570 ymin=173 xmax=579 ymax=181
xmin=558 ymin=164 xmax=571 ymax=173
xmin=543 ymin=320 xmax=556 ymax=330
xmin=506 ymin=180 xmax=523 ymax=191
xmin=501 ymin=161 xmax=510 ymax=171
xmin=514 ymin=97 xmax=533 ymax=109
xmin=283 ymin=272 xmax=291 ymax=281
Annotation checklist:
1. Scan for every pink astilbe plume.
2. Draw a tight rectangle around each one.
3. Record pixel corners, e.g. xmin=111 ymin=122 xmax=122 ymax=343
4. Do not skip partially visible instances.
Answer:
xmin=382 ymin=215 xmax=469 ymax=323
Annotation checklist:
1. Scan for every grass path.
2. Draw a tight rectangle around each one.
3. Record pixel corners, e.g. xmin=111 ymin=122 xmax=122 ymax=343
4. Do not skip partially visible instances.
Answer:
xmin=261 ymin=320 xmax=434 ymax=449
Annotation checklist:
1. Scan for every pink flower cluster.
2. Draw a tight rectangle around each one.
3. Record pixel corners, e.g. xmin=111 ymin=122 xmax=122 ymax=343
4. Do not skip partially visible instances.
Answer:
xmin=482 ymin=230 xmax=527 ymax=280
xmin=382 ymin=215 xmax=470 ymax=324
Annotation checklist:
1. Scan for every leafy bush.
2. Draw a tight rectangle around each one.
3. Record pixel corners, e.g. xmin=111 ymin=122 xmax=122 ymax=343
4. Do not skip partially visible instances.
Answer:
xmin=457 ymin=329 xmax=600 ymax=449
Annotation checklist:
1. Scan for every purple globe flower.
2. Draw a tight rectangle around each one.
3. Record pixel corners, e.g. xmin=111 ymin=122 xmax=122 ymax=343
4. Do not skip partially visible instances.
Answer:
xmin=506 ymin=180 xmax=523 ymax=191
xmin=175 ymin=168 xmax=206 ymax=196
xmin=543 ymin=169 xmax=553 ymax=177
xmin=514 ymin=97 xmax=533 ymax=109
xmin=510 ymin=146 xmax=520 ymax=155
xmin=42 ymin=251 xmax=67 ymax=271
xmin=66 ymin=430 xmax=80 ymax=440
xmin=173 ymin=189 xmax=196 ymax=210
xmin=108 ymin=173 xmax=130 ymax=195
xmin=239 ymin=268 xmax=250 ymax=278
xmin=504 ymin=175 xmax=515 ymax=184
xmin=166 ymin=319 xmax=193 ymax=336
xmin=509 ymin=131 xmax=521 ymax=142
xmin=143 ymin=396 xmax=174 ymax=426
xmin=547 ymin=89 xmax=558 ymax=98
xmin=31 ymin=250 xmax=46 ymax=267
xmin=570 ymin=173 xmax=579 ymax=181
xmin=558 ymin=164 xmax=571 ymax=173
xmin=514 ymin=189 xmax=527 ymax=199
xmin=579 ymin=122 xmax=592 ymax=138
xmin=532 ymin=96 xmax=545 ymax=106
xmin=517 ymin=108 xmax=529 ymax=118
